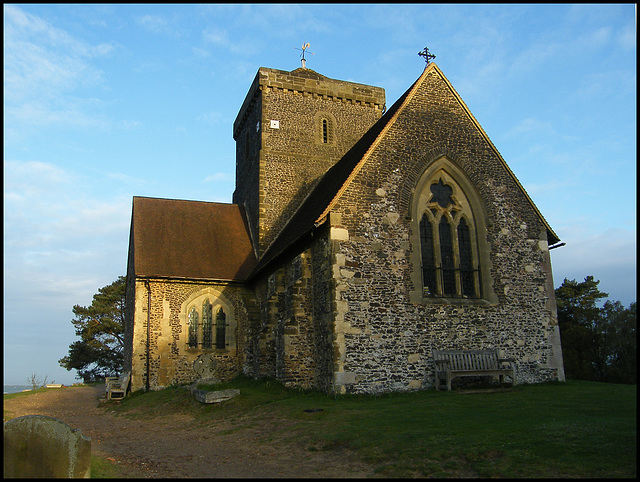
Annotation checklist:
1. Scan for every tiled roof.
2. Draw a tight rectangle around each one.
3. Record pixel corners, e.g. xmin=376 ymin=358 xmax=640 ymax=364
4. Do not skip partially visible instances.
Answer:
xmin=129 ymin=197 xmax=256 ymax=281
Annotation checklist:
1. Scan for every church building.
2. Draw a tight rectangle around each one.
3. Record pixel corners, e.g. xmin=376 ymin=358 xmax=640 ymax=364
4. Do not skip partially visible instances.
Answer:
xmin=124 ymin=60 xmax=565 ymax=394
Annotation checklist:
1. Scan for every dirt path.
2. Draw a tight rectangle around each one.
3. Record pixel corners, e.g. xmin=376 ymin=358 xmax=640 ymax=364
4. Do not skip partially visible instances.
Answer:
xmin=4 ymin=386 xmax=376 ymax=478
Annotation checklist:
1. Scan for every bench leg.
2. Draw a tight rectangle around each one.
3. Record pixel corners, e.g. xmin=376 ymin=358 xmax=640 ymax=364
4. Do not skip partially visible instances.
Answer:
xmin=446 ymin=373 xmax=452 ymax=391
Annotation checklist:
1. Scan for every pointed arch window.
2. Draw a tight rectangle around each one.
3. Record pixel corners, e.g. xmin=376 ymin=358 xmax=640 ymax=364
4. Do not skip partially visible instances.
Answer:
xmin=315 ymin=112 xmax=336 ymax=145
xmin=183 ymin=290 xmax=236 ymax=352
xmin=417 ymin=176 xmax=482 ymax=299
xmin=419 ymin=215 xmax=437 ymax=295
xmin=216 ymin=308 xmax=226 ymax=349
xmin=439 ymin=216 xmax=456 ymax=296
xmin=188 ymin=307 xmax=199 ymax=349
xmin=457 ymin=218 xmax=476 ymax=298
xmin=202 ymin=299 xmax=213 ymax=349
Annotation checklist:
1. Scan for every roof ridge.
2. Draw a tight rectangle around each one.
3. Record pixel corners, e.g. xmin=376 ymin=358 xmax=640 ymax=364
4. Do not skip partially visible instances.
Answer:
xmin=428 ymin=65 xmax=560 ymax=244
xmin=314 ymin=64 xmax=435 ymax=225
xmin=252 ymin=66 xmax=435 ymax=275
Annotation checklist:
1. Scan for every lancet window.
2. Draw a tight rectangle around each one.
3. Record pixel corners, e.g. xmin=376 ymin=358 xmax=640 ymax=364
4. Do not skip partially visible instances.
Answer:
xmin=185 ymin=297 xmax=230 ymax=351
xmin=216 ymin=308 xmax=226 ymax=349
xmin=418 ymin=175 xmax=482 ymax=299
xmin=315 ymin=112 xmax=336 ymax=145
xmin=188 ymin=307 xmax=199 ymax=349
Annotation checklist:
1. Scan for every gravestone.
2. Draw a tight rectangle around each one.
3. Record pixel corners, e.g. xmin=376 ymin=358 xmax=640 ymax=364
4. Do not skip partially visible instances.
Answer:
xmin=193 ymin=353 xmax=220 ymax=384
xmin=191 ymin=387 xmax=241 ymax=404
xmin=3 ymin=415 xmax=91 ymax=478
xmin=190 ymin=353 xmax=240 ymax=403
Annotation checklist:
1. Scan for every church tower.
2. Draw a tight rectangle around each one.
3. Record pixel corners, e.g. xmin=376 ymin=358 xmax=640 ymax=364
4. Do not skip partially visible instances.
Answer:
xmin=232 ymin=67 xmax=386 ymax=256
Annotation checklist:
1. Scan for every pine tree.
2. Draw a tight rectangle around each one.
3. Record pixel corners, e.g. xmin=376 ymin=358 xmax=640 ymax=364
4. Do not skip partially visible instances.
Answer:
xmin=59 ymin=276 xmax=125 ymax=381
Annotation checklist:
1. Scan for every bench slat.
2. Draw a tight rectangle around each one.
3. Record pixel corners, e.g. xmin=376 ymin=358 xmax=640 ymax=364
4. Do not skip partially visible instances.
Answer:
xmin=433 ymin=349 xmax=516 ymax=391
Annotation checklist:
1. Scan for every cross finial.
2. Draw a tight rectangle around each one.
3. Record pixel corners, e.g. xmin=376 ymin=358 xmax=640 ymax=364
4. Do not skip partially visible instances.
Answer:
xmin=294 ymin=42 xmax=314 ymax=69
xmin=418 ymin=47 xmax=436 ymax=66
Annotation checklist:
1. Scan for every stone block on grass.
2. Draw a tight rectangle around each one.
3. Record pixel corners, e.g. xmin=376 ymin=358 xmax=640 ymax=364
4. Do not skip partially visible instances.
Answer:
xmin=3 ymin=415 xmax=91 ymax=478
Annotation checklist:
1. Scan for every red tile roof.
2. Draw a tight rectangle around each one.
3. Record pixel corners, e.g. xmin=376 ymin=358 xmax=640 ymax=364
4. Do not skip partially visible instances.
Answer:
xmin=129 ymin=197 xmax=256 ymax=281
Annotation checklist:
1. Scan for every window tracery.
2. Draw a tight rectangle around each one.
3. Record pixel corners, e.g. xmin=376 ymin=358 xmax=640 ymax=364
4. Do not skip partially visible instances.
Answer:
xmin=182 ymin=290 xmax=234 ymax=351
xmin=411 ymin=159 xmax=494 ymax=303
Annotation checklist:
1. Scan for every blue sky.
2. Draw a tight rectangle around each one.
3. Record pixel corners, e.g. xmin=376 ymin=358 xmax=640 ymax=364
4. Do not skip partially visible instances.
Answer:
xmin=4 ymin=4 xmax=636 ymax=385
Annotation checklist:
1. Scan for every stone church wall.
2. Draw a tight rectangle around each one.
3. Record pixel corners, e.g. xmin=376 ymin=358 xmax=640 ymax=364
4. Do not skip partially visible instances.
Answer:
xmin=233 ymin=67 xmax=385 ymax=256
xmin=127 ymin=64 xmax=563 ymax=397
xmin=328 ymin=176 xmax=562 ymax=394
xmin=128 ymin=278 xmax=254 ymax=392
xmin=323 ymin=67 xmax=564 ymax=394
xmin=244 ymin=228 xmax=338 ymax=391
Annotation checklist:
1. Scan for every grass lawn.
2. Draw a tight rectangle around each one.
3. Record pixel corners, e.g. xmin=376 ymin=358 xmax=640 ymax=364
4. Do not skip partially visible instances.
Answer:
xmin=110 ymin=377 xmax=636 ymax=478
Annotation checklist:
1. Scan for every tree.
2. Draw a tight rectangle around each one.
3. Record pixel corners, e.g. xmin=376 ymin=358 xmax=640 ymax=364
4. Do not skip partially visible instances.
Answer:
xmin=600 ymin=300 xmax=636 ymax=384
xmin=27 ymin=373 xmax=51 ymax=390
xmin=556 ymin=276 xmax=636 ymax=384
xmin=59 ymin=276 xmax=126 ymax=381
xmin=556 ymin=276 xmax=608 ymax=381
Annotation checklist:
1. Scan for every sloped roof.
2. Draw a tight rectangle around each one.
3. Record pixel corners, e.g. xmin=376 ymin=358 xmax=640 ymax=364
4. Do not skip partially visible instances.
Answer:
xmin=130 ymin=197 xmax=256 ymax=281
xmin=253 ymin=63 xmax=560 ymax=275
xmin=252 ymin=74 xmax=418 ymax=275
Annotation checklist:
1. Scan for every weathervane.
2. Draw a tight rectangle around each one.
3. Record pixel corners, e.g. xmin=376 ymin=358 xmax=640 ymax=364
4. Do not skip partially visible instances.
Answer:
xmin=418 ymin=47 xmax=436 ymax=67
xmin=294 ymin=42 xmax=314 ymax=68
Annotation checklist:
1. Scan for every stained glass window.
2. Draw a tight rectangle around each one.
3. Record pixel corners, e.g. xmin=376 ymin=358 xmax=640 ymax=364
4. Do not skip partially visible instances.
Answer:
xmin=430 ymin=179 xmax=454 ymax=208
xmin=188 ymin=307 xmax=199 ymax=349
xmin=439 ymin=217 xmax=456 ymax=296
xmin=457 ymin=218 xmax=476 ymax=297
xmin=202 ymin=300 xmax=213 ymax=349
xmin=216 ymin=308 xmax=226 ymax=349
xmin=420 ymin=214 xmax=437 ymax=295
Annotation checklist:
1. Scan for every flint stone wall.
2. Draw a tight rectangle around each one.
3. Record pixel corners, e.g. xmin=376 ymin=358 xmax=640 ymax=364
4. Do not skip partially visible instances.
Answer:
xmin=243 ymin=66 xmax=564 ymax=394
xmin=129 ymin=278 xmax=258 ymax=392
xmin=325 ymin=66 xmax=563 ymax=393
xmin=233 ymin=67 xmax=385 ymax=256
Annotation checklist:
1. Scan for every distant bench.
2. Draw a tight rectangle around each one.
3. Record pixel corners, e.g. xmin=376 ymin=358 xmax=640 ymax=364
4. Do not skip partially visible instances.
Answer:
xmin=433 ymin=349 xmax=516 ymax=391
xmin=105 ymin=371 xmax=130 ymax=400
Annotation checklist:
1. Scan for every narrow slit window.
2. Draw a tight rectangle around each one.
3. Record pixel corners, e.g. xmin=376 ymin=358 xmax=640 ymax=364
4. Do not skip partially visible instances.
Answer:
xmin=322 ymin=119 xmax=328 ymax=143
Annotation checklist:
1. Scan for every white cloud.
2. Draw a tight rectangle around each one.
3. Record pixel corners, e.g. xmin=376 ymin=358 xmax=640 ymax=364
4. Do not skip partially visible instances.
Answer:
xmin=4 ymin=160 xmax=72 ymax=185
xmin=198 ymin=111 xmax=224 ymax=124
xmin=202 ymin=27 xmax=228 ymax=46
xmin=503 ymin=118 xmax=557 ymax=140
xmin=136 ymin=14 xmax=181 ymax=37
xmin=523 ymin=179 xmax=570 ymax=196
xmin=203 ymin=173 xmax=232 ymax=183
xmin=616 ymin=22 xmax=636 ymax=50
xmin=4 ymin=5 xmax=112 ymax=130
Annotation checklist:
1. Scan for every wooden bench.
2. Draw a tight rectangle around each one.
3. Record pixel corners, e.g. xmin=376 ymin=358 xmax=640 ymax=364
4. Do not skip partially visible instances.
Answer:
xmin=433 ymin=350 xmax=516 ymax=391
xmin=105 ymin=371 xmax=130 ymax=400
